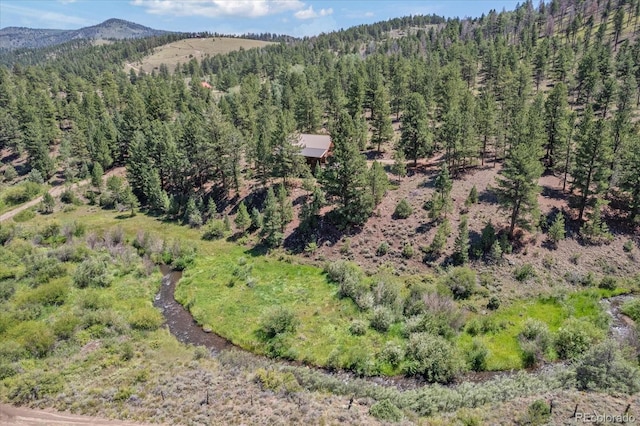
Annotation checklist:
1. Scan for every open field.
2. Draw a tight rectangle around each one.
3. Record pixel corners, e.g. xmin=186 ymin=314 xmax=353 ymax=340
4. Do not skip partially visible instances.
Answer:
xmin=124 ymin=37 xmax=273 ymax=74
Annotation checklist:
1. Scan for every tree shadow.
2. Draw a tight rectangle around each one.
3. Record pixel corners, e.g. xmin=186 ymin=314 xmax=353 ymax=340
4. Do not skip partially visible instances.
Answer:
xmin=478 ymin=189 xmax=498 ymax=204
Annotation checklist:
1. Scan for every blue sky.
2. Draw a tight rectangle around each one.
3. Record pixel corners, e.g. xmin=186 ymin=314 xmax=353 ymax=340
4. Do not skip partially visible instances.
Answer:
xmin=0 ymin=1 xmax=522 ymax=37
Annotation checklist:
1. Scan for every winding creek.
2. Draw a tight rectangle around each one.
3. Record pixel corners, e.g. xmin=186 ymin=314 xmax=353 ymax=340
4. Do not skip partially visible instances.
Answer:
xmin=153 ymin=266 xmax=637 ymax=389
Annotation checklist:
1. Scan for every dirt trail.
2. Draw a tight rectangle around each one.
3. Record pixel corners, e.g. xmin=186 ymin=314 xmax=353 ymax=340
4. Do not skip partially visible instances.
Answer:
xmin=0 ymin=404 xmax=148 ymax=426
xmin=0 ymin=167 xmax=126 ymax=223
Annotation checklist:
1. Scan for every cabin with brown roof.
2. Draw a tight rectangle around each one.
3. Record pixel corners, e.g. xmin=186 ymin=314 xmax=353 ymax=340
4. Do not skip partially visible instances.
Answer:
xmin=294 ymin=134 xmax=333 ymax=169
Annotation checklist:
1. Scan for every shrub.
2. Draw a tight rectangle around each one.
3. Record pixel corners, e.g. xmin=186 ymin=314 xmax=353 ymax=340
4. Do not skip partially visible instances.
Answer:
xmin=519 ymin=400 xmax=551 ymax=426
xmin=369 ymin=399 xmax=403 ymax=422
xmin=60 ymin=187 xmax=81 ymax=205
xmin=621 ymin=299 xmax=640 ymax=321
xmin=404 ymin=332 xmax=463 ymax=383
xmin=370 ymin=306 xmax=394 ymax=332
xmin=514 ymin=263 xmax=536 ymax=282
xmin=3 ymin=165 xmax=17 ymax=182
xmin=623 ymin=240 xmax=634 ymax=252
xmin=4 ymin=182 xmax=41 ymax=205
xmin=73 ymin=256 xmax=111 ymax=288
xmin=379 ymin=342 xmax=404 ymax=367
xmin=554 ymin=318 xmax=603 ymax=360
xmin=304 ymin=241 xmax=318 ymax=255
xmin=325 ymin=260 xmax=363 ymax=289
xmin=575 ymin=341 xmax=640 ymax=394
xmin=376 ymin=241 xmax=390 ymax=256
xmin=393 ymin=199 xmax=412 ymax=219
xmin=519 ymin=319 xmax=551 ymax=367
xmin=259 ymin=307 xmax=297 ymax=339
xmin=13 ymin=209 xmax=35 ymax=222
xmin=467 ymin=339 xmax=489 ymax=372
xmin=7 ymin=321 xmax=55 ymax=358
xmin=53 ymin=312 xmax=80 ymax=339
xmin=487 ymin=296 xmax=500 ymax=310
xmin=349 ymin=319 xmax=367 ymax=336
xmin=547 ymin=212 xmax=566 ymax=247
xmin=401 ymin=243 xmax=414 ymax=259
xmin=465 ymin=185 xmax=478 ymax=206
xmin=443 ymin=267 xmax=476 ymax=300
xmin=254 ymin=368 xmax=301 ymax=394
xmin=129 ymin=306 xmax=163 ymax=330
xmin=598 ymin=276 xmax=617 ymax=290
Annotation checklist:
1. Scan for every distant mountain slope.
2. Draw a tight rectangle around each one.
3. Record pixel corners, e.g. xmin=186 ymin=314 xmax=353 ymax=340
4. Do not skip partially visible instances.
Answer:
xmin=0 ymin=18 xmax=170 ymax=50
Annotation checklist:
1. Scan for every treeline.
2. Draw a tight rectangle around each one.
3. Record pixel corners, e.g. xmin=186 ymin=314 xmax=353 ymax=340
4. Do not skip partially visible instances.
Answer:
xmin=1 ymin=0 xmax=640 ymax=246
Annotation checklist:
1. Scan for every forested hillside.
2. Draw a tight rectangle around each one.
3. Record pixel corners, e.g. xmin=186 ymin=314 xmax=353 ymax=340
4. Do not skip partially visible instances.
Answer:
xmin=1 ymin=0 xmax=640 ymax=423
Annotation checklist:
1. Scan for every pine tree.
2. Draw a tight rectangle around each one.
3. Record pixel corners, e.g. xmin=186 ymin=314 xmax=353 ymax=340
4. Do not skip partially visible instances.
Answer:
xmin=544 ymin=82 xmax=570 ymax=171
xmin=271 ymin=111 xmax=306 ymax=186
xmin=620 ymin=129 xmax=640 ymax=221
xmin=494 ymin=141 xmax=544 ymax=238
xmin=572 ymin=108 xmax=612 ymax=221
xmin=276 ymin=184 xmax=293 ymax=233
xmin=235 ymin=202 xmax=251 ymax=234
xmin=392 ymin=149 xmax=407 ymax=179
xmin=370 ymin=84 xmax=393 ymax=152
xmin=400 ymin=93 xmax=432 ymax=166
xmin=91 ymin=162 xmax=103 ymax=189
xmin=547 ymin=211 xmax=566 ymax=247
xmin=323 ymin=111 xmax=373 ymax=227
xmin=262 ymin=187 xmax=283 ymax=247
xmin=454 ymin=215 xmax=470 ymax=265
xmin=368 ymin=161 xmax=389 ymax=206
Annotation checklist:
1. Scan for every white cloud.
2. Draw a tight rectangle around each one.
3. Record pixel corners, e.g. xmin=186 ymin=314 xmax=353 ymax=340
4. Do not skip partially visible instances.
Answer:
xmin=364 ymin=11 xmax=374 ymax=17
xmin=58 ymin=0 xmax=78 ymax=4
xmin=292 ymin=15 xmax=336 ymax=36
xmin=294 ymin=5 xmax=332 ymax=20
xmin=131 ymin=0 xmax=305 ymax=18
xmin=1 ymin=3 xmax=92 ymax=28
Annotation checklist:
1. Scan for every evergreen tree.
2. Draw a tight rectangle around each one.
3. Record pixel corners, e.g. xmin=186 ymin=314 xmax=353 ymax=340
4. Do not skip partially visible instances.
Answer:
xmin=453 ymin=215 xmax=470 ymax=265
xmin=235 ymin=201 xmax=251 ymax=234
xmin=91 ymin=162 xmax=103 ymax=188
xmin=620 ymin=129 xmax=640 ymax=221
xmin=547 ymin=211 xmax=566 ymax=247
xmin=323 ymin=111 xmax=373 ymax=227
xmin=276 ymin=184 xmax=293 ymax=233
xmin=392 ymin=149 xmax=407 ymax=179
xmin=262 ymin=187 xmax=283 ymax=247
xmin=271 ymin=111 xmax=305 ymax=185
xmin=544 ymin=82 xmax=571 ymax=171
xmin=370 ymin=84 xmax=393 ymax=152
xmin=399 ymin=93 xmax=432 ymax=166
xmin=494 ymin=140 xmax=544 ymax=238
xmin=572 ymin=108 xmax=612 ymax=221
xmin=368 ymin=161 xmax=389 ymax=205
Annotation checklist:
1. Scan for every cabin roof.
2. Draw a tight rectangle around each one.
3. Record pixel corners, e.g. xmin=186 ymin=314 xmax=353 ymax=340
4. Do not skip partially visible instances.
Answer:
xmin=295 ymin=134 xmax=332 ymax=158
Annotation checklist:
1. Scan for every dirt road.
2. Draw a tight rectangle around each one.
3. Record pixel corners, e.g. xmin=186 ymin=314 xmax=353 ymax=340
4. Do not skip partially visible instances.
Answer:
xmin=0 ymin=404 xmax=148 ymax=426
xmin=0 ymin=167 xmax=126 ymax=223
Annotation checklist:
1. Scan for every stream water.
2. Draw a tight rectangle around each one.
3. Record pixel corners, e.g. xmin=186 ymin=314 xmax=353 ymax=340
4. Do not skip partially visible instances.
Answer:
xmin=153 ymin=266 xmax=637 ymax=388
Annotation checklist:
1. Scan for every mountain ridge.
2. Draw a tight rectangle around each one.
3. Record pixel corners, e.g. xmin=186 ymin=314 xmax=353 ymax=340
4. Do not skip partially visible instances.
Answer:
xmin=0 ymin=18 xmax=171 ymax=50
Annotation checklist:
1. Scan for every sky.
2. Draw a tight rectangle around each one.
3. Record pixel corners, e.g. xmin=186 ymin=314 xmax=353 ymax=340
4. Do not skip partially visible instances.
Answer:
xmin=0 ymin=1 xmax=523 ymax=37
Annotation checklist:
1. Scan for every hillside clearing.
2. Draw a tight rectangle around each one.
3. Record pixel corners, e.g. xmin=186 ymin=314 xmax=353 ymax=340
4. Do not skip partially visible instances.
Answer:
xmin=124 ymin=37 xmax=273 ymax=74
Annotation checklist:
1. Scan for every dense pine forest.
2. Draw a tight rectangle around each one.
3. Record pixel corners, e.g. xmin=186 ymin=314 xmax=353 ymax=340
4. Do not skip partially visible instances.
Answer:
xmin=1 ymin=0 xmax=640 ymax=424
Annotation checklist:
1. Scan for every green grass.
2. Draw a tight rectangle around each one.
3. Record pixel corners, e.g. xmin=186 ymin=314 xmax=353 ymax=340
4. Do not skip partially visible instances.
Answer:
xmin=458 ymin=289 xmax=616 ymax=370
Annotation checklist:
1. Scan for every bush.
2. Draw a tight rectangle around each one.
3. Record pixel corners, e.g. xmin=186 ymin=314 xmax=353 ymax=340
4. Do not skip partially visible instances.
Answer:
xmin=370 ymin=306 xmax=394 ymax=332
xmin=376 ymin=241 xmax=390 ymax=256
xmin=393 ymin=199 xmax=412 ymax=219
xmin=623 ymin=240 xmax=634 ymax=252
xmin=53 ymin=312 xmax=80 ymax=339
xmin=73 ymin=256 xmax=111 ymax=288
xmin=3 ymin=165 xmax=17 ymax=182
xmin=202 ymin=219 xmax=226 ymax=240
xmin=487 ymin=296 xmax=500 ymax=310
xmin=128 ymin=306 xmax=163 ymax=330
xmin=621 ymin=299 xmax=640 ymax=321
xmin=349 ymin=319 xmax=367 ymax=336
xmin=519 ymin=319 xmax=551 ymax=367
xmin=3 ymin=182 xmax=42 ymax=205
xmin=369 ymin=399 xmax=403 ymax=422
xmin=443 ymin=267 xmax=476 ymax=300
xmin=554 ymin=318 xmax=603 ymax=360
xmin=467 ymin=339 xmax=488 ymax=372
xmin=254 ymin=368 xmax=301 ymax=394
xmin=547 ymin=212 xmax=566 ymax=247
xmin=404 ymin=332 xmax=462 ymax=383
xmin=6 ymin=321 xmax=55 ymax=358
xmin=598 ymin=276 xmax=617 ymax=290
xmin=259 ymin=307 xmax=297 ymax=339
xmin=575 ymin=341 xmax=640 ymax=394
xmin=379 ymin=342 xmax=404 ymax=367
xmin=465 ymin=185 xmax=478 ymax=206
xmin=60 ymin=188 xmax=81 ymax=205
xmin=513 ymin=263 xmax=536 ymax=282
xmin=519 ymin=400 xmax=551 ymax=426
xmin=401 ymin=243 xmax=414 ymax=259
